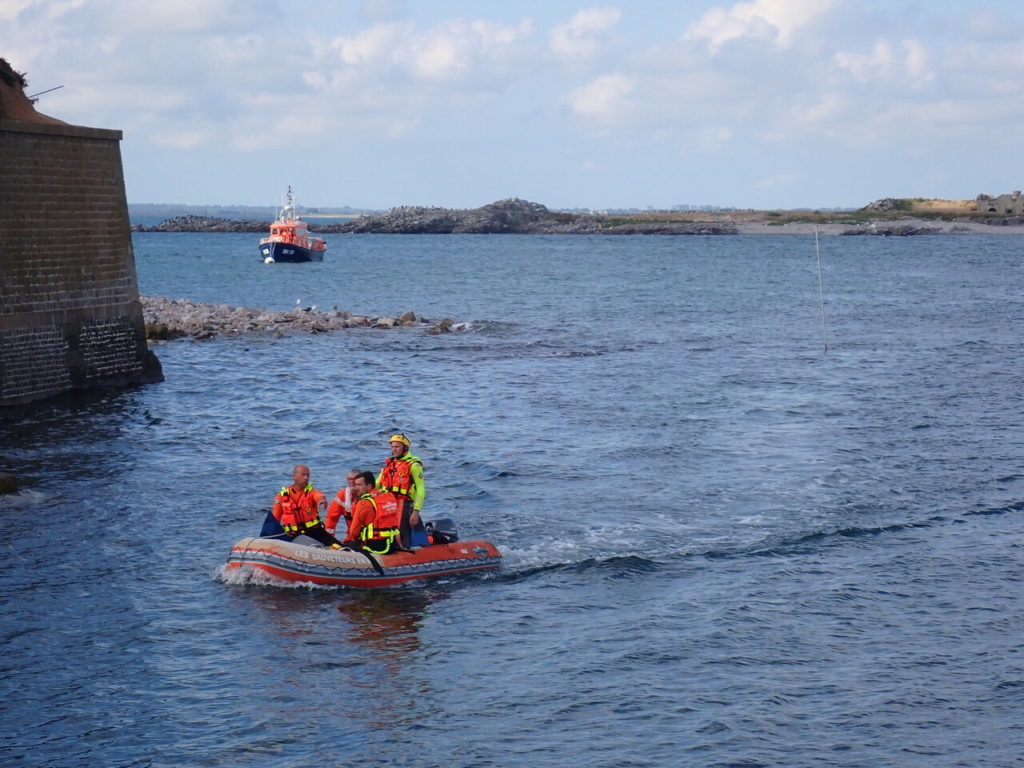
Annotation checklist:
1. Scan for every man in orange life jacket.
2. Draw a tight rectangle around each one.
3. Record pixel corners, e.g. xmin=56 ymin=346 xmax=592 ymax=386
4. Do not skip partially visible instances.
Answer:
xmin=325 ymin=467 xmax=362 ymax=538
xmin=341 ymin=471 xmax=402 ymax=555
xmin=272 ymin=464 xmax=343 ymax=548
xmin=377 ymin=433 xmax=425 ymax=549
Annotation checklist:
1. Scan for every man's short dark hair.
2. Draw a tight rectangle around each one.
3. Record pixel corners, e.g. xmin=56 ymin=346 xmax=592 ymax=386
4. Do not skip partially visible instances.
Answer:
xmin=357 ymin=471 xmax=376 ymax=487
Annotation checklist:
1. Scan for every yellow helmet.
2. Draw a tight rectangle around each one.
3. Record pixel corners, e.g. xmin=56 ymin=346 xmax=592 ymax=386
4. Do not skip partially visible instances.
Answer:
xmin=389 ymin=433 xmax=411 ymax=447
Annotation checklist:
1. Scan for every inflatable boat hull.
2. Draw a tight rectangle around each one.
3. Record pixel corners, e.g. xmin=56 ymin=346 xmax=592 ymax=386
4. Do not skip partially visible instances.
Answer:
xmin=226 ymin=536 xmax=502 ymax=588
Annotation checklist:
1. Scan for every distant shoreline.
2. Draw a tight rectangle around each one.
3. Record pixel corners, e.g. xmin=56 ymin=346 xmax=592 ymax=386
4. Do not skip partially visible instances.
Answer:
xmin=733 ymin=220 xmax=1024 ymax=236
xmin=131 ymin=198 xmax=1024 ymax=236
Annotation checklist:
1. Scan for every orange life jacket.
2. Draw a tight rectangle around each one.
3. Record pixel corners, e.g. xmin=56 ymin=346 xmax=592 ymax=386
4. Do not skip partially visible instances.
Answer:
xmin=359 ymin=490 xmax=401 ymax=554
xmin=325 ymin=487 xmax=353 ymax=532
xmin=378 ymin=455 xmax=421 ymax=498
xmin=275 ymin=484 xmax=323 ymax=534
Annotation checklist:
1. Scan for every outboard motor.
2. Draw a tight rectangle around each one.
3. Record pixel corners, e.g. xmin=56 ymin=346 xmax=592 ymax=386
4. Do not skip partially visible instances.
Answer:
xmin=424 ymin=518 xmax=459 ymax=544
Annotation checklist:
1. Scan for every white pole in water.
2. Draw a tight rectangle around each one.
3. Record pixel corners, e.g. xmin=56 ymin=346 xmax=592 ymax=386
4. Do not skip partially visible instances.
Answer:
xmin=815 ymin=227 xmax=829 ymax=353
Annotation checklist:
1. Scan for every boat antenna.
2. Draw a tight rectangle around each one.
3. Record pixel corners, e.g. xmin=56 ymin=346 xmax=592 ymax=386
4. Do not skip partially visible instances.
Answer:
xmin=815 ymin=227 xmax=829 ymax=353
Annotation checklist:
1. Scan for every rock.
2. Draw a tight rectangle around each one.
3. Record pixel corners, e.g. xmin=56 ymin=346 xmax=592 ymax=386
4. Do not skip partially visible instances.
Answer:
xmin=842 ymin=223 xmax=943 ymax=236
xmin=599 ymin=222 xmax=738 ymax=235
xmin=145 ymin=321 xmax=172 ymax=340
xmin=427 ymin=318 xmax=454 ymax=335
xmin=0 ymin=472 xmax=18 ymax=494
xmin=140 ymin=296 xmax=444 ymax=339
xmin=863 ymin=198 xmax=909 ymax=212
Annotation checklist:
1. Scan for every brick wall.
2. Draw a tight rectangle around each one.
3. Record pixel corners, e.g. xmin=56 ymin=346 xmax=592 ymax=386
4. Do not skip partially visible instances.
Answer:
xmin=0 ymin=118 xmax=163 ymax=406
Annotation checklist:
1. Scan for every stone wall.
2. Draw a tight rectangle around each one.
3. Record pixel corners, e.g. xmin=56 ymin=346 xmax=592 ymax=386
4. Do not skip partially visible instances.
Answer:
xmin=977 ymin=191 xmax=1024 ymax=216
xmin=0 ymin=118 xmax=163 ymax=405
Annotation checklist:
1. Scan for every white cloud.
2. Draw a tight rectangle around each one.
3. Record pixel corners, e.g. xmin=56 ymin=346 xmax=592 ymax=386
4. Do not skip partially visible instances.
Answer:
xmin=550 ymin=7 xmax=622 ymax=61
xmin=903 ymin=39 xmax=931 ymax=81
xmin=414 ymin=33 xmax=465 ymax=79
xmin=792 ymin=92 xmax=848 ymax=127
xmin=326 ymin=17 xmax=534 ymax=83
xmin=0 ymin=0 xmax=36 ymax=22
xmin=411 ymin=19 xmax=520 ymax=80
xmin=832 ymin=38 xmax=934 ymax=86
xmin=687 ymin=0 xmax=838 ymax=51
xmin=230 ymin=110 xmax=330 ymax=151
xmin=565 ymin=73 xmax=634 ymax=119
xmin=331 ymin=22 xmax=407 ymax=68
xmin=833 ymin=39 xmax=896 ymax=81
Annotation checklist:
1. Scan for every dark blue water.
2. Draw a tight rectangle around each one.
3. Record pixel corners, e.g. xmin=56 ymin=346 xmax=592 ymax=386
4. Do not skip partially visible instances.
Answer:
xmin=2 ymin=233 xmax=1023 ymax=767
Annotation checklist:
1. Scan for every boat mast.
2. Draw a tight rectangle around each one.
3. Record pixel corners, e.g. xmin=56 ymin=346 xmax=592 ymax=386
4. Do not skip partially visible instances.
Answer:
xmin=281 ymin=185 xmax=299 ymax=221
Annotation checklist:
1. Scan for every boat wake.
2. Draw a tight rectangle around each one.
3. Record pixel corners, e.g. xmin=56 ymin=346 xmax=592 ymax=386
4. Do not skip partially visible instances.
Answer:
xmin=491 ymin=553 xmax=661 ymax=584
xmin=216 ymin=562 xmax=353 ymax=590
xmin=493 ymin=498 xmax=1024 ymax=583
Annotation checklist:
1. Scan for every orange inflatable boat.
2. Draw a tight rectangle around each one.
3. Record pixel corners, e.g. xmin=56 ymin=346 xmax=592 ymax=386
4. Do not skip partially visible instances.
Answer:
xmin=226 ymin=518 xmax=501 ymax=588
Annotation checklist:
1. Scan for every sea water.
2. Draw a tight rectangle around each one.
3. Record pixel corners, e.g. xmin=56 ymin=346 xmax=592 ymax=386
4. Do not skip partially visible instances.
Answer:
xmin=1 ymin=233 xmax=1023 ymax=767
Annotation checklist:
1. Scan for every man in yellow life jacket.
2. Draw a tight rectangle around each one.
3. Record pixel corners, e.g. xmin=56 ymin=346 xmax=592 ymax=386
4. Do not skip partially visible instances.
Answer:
xmin=341 ymin=471 xmax=402 ymax=555
xmin=377 ymin=433 xmax=426 ymax=548
xmin=272 ymin=464 xmax=343 ymax=548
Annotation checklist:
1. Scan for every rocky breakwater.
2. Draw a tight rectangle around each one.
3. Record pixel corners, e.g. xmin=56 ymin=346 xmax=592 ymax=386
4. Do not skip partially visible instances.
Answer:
xmin=315 ymin=198 xmax=739 ymax=235
xmin=132 ymin=215 xmax=268 ymax=233
xmin=142 ymin=296 xmax=464 ymax=340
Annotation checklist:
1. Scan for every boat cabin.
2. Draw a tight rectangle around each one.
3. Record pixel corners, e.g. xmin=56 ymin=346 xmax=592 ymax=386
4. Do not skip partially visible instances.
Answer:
xmin=269 ymin=220 xmax=308 ymax=244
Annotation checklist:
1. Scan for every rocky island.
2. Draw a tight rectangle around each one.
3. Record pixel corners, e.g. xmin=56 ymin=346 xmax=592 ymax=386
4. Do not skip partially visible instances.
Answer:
xmin=132 ymin=195 xmax=1024 ymax=236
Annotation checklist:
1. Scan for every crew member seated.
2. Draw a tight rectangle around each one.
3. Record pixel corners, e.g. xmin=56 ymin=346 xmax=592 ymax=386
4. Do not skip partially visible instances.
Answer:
xmin=272 ymin=464 xmax=344 ymax=548
xmin=342 ymin=471 xmax=403 ymax=555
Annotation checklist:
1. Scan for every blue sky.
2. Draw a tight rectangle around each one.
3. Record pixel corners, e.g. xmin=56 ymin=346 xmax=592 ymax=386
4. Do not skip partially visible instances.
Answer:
xmin=4 ymin=0 xmax=1023 ymax=209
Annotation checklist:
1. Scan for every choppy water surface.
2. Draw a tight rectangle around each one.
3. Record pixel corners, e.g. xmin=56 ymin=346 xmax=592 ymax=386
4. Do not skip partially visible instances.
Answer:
xmin=2 ymin=233 xmax=1023 ymax=767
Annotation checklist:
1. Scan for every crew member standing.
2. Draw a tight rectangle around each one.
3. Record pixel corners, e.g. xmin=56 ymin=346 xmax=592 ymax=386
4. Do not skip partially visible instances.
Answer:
xmin=376 ymin=433 xmax=425 ymax=548
xmin=272 ymin=464 xmax=342 ymax=548
xmin=342 ymin=471 xmax=402 ymax=555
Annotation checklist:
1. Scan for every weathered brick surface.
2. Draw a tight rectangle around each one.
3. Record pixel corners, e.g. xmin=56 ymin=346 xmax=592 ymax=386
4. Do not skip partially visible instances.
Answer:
xmin=0 ymin=119 xmax=163 ymax=405
xmin=0 ymin=325 xmax=71 ymax=402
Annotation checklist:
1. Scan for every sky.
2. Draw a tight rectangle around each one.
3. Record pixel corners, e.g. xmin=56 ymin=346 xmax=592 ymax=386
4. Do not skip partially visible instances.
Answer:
xmin=3 ymin=0 xmax=1023 ymax=210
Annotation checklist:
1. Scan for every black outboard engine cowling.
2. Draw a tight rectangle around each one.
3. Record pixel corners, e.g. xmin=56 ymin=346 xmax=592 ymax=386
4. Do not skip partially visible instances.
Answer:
xmin=425 ymin=518 xmax=459 ymax=544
